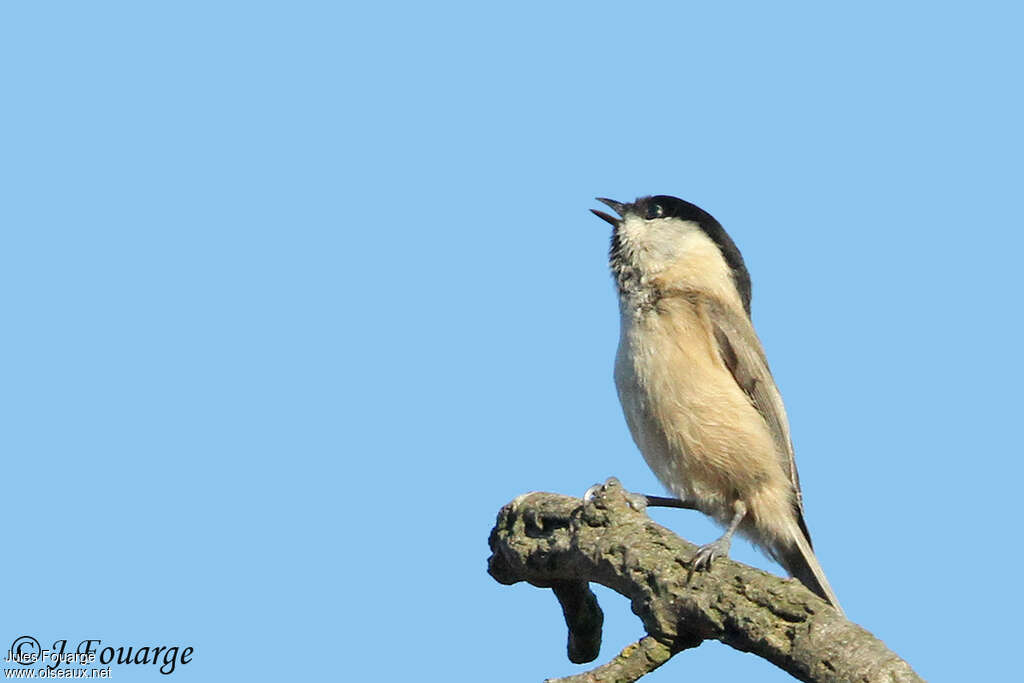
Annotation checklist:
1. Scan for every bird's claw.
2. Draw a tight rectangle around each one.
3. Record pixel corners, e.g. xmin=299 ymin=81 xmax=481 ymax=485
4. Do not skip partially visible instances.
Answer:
xmin=582 ymin=483 xmax=603 ymax=504
xmin=690 ymin=537 xmax=732 ymax=572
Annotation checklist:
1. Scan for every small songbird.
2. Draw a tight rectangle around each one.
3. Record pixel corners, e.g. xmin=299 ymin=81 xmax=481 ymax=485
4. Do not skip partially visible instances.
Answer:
xmin=591 ymin=195 xmax=842 ymax=613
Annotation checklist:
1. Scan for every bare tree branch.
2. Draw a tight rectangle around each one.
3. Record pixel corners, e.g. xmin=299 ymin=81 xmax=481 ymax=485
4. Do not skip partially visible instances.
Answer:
xmin=546 ymin=636 xmax=681 ymax=683
xmin=487 ymin=478 xmax=922 ymax=683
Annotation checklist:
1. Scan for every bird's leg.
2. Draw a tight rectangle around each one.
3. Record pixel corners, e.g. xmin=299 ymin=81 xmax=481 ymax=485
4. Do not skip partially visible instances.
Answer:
xmin=691 ymin=500 xmax=747 ymax=572
xmin=644 ymin=495 xmax=698 ymax=510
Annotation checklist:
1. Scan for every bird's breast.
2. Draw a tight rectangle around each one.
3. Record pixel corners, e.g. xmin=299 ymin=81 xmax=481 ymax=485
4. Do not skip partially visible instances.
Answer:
xmin=614 ymin=297 xmax=782 ymax=513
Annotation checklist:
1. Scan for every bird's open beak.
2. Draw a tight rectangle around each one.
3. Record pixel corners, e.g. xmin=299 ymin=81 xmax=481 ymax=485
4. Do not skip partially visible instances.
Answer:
xmin=591 ymin=197 xmax=625 ymax=227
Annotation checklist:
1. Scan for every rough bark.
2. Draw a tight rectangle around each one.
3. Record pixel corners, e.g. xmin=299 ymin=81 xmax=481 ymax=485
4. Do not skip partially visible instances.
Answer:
xmin=487 ymin=478 xmax=921 ymax=683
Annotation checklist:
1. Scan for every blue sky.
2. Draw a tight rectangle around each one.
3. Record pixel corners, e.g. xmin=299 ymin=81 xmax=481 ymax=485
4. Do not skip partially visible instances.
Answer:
xmin=3 ymin=2 xmax=1021 ymax=680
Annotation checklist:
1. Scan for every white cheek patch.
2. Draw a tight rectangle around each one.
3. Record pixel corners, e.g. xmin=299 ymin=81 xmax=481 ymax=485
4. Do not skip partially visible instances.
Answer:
xmin=620 ymin=216 xmax=743 ymax=310
xmin=621 ymin=217 xmax=707 ymax=274
xmin=647 ymin=219 xmax=703 ymax=265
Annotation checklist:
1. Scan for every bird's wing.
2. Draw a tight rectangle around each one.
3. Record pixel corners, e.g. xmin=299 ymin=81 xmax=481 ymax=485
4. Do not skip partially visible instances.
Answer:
xmin=699 ymin=296 xmax=806 ymax=519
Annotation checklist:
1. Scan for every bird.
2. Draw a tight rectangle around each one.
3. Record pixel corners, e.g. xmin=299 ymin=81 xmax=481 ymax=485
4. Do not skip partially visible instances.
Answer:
xmin=591 ymin=195 xmax=843 ymax=613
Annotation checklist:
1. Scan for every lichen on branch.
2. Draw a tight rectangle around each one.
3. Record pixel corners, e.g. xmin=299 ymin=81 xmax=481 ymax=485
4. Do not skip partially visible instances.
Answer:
xmin=487 ymin=478 xmax=921 ymax=683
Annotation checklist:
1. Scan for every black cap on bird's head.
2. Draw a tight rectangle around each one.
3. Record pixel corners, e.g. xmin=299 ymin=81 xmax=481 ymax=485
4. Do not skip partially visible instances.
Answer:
xmin=592 ymin=195 xmax=752 ymax=315
xmin=591 ymin=195 xmax=716 ymax=227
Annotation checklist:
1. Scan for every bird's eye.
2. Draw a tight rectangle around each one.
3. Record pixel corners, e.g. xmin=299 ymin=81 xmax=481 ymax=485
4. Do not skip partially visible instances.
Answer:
xmin=645 ymin=203 xmax=663 ymax=220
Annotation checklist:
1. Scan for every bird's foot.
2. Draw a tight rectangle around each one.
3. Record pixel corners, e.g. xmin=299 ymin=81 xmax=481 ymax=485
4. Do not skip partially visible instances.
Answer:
xmin=582 ymin=478 xmax=648 ymax=512
xmin=690 ymin=536 xmax=732 ymax=572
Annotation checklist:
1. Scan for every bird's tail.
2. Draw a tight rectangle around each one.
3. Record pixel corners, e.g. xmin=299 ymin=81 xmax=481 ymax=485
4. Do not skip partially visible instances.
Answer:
xmin=775 ymin=517 xmax=844 ymax=616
